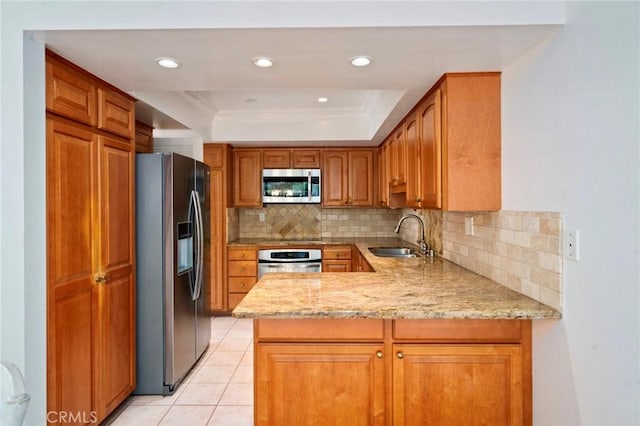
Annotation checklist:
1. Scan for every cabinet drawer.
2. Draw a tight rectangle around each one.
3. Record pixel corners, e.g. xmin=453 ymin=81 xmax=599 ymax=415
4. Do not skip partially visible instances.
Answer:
xmin=322 ymin=260 xmax=351 ymax=273
xmin=323 ymin=245 xmax=352 ymax=260
xmin=46 ymin=58 xmax=97 ymax=126
xmin=227 ymin=260 xmax=257 ymax=277
xmin=228 ymin=293 xmax=247 ymax=310
xmin=228 ymin=277 xmax=257 ymax=293
xmin=98 ymin=88 xmax=135 ymax=139
xmin=393 ymin=319 xmax=527 ymax=343
xmin=256 ymin=319 xmax=384 ymax=342
xmin=228 ymin=248 xmax=257 ymax=261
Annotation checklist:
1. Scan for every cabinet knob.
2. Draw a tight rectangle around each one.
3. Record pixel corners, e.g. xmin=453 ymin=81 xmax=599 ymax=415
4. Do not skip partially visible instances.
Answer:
xmin=416 ymin=198 xmax=422 ymax=203
xmin=376 ymin=351 xmax=383 ymax=359
xmin=240 ymin=253 xmax=245 ymax=258
xmin=240 ymin=267 xmax=245 ymax=272
xmin=240 ymin=283 xmax=245 ymax=288
xmin=396 ymin=352 xmax=404 ymax=359
xmin=95 ymin=274 xmax=108 ymax=284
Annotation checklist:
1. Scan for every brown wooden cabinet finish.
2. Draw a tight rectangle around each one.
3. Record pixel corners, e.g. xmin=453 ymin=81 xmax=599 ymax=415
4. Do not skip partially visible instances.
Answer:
xmin=393 ymin=345 xmax=523 ymax=426
xmin=262 ymin=149 xmax=291 ymax=168
xmin=98 ymin=88 xmax=135 ymax=139
xmin=134 ymin=121 xmax=153 ymax=153
xmin=418 ymin=89 xmax=442 ymax=209
xmin=253 ymin=318 xmax=531 ymax=425
xmin=46 ymin=50 xmax=136 ymax=424
xmin=378 ymin=143 xmax=390 ymax=207
xmin=323 ymin=245 xmax=352 ymax=272
xmin=292 ymin=149 xmax=321 ymax=168
xmin=390 ymin=127 xmax=406 ymax=186
xmin=404 ymin=113 xmax=421 ymax=208
xmin=233 ymin=150 xmax=262 ymax=207
xmin=322 ymin=150 xmax=374 ymax=207
xmin=204 ymin=144 xmax=233 ymax=312
xmin=255 ymin=344 xmax=386 ymax=426
xmin=322 ymin=260 xmax=352 ymax=272
xmin=227 ymin=247 xmax=257 ymax=309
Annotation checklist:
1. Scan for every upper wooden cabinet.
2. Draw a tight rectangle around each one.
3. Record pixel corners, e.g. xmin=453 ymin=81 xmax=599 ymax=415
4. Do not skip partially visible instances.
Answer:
xmin=322 ymin=149 xmax=374 ymax=207
xmin=46 ymin=56 xmax=97 ymax=126
xmin=380 ymin=72 xmax=501 ymax=211
xmin=98 ymin=88 xmax=135 ymax=139
xmin=135 ymin=121 xmax=154 ymax=153
xmin=233 ymin=149 xmax=263 ymax=207
xmin=378 ymin=143 xmax=390 ymax=207
xmin=262 ymin=148 xmax=321 ymax=168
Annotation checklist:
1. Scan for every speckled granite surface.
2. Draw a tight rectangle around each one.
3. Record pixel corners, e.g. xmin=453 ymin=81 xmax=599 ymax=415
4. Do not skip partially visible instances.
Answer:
xmin=231 ymin=238 xmax=561 ymax=320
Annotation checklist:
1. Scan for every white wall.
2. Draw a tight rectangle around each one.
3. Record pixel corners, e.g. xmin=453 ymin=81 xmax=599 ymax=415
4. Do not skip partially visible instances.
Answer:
xmin=502 ymin=2 xmax=639 ymax=424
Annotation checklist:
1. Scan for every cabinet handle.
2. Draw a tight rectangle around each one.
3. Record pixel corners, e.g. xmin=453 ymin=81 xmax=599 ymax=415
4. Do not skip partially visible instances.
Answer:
xmin=376 ymin=351 xmax=383 ymax=359
xmin=95 ymin=274 xmax=108 ymax=284
xmin=416 ymin=198 xmax=422 ymax=203
xmin=396 ymin=352 xmax=404 ymax=359
xmin=240 ymin=283 xmax=245 ymax=288
xmin=240 ymin=267 xmax=245 ymax=272
xmin=240 ymin=253 xmax=245 ymax=258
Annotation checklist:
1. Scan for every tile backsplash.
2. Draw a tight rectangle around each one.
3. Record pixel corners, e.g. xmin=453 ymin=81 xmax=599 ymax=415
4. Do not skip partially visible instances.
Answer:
xmin=441 ymin=211 xmax=563 ymax=311
xmin=238 ymin=205 xmax=400 ymax=240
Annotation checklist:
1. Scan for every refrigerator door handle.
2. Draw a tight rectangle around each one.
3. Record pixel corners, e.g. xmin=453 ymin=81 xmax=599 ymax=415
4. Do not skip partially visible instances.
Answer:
xmin=188 ymin=190 xmax=199 ymax=300
xmin=193 ymin=190 xmax=204 ymax=300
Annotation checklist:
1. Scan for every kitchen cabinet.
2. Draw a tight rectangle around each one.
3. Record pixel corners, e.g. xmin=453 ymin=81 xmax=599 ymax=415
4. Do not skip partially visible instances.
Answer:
xmin=98 ymin=87 xmax=135 ymax=139
xmin=355 ymin=248 xmax=374 ymax=272
xmin=404 ymin=112 xmax=421 ymax=208
xmin=45 ymin=50 xmax=136 ymax=424
xmin=322 ymin=245 xmax=352 ymax=272
xmin=233 ymin=149 xmax=262 ymax=207
xmin=134 ymin=120 xmax=153 ymax=153
xmin=254 ymin=318 xmax=531 ymax=425
xmin=322 ymin=149 xmax=374 ymax=207
xmin=262 ymin=148 xmax=321 ymax=168
xmin=262 ymin=149 xmax=291 ymax=168
xmin=389 ymin=127 xmax=406 ymax=187
xmin=227 ymin=247 xmax=257 ymax=310
xmin=292 ymin=149 xmax=321 ymax=168
xmin=418 ymin=89 xmax=441 ymax=209
xmin=204 ymin=144 xmax=233 ymax=311
xmin=378 ymin=142 xmax=390 ymax=207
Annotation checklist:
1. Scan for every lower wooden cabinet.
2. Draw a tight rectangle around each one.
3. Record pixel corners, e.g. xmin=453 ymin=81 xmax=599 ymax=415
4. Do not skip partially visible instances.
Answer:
xmin=256 ymin=344 xmax=386 ymax=425
xmin=254 ymin=319 xmax=531 ymax=426
xmin=227 ymin=247 xmax=257 ymax=309
xmin=393 ymin=344 xmax=523 ymax=426
xmin=323 ymin=245 xmax=352 ymax=272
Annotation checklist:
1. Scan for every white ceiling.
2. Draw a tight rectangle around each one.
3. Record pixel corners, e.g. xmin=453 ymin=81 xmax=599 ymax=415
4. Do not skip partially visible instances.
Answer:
xmin=43 ymin=14 xmax=563 ymax=146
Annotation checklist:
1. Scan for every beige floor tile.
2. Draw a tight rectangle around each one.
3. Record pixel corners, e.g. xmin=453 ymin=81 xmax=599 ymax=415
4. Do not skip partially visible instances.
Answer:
xmin=110 ymin=405 xmax=170 ymax=426
xmin=230 ymin=366 xmax=253 ymax=384
xmin=175 ymin=383 xmax=227 ymax=406
xmin=205 ymin=351 xmax=244 ymax=366
xmin=225 ymin=327 xmax=253 ymax=339
xmin=219 ymin=384 xmax=253 ymax=406
xmin=239 ymin=352 xmax=253 ymax=366
xmin=233 ymin=319 xmax=254 ymax=329
xmin=211 ymin=328 xmax=231 ymax=339
xmin=211 ymin=316 xmax=237 ymax=329
xmin=159 ymin=405 xmax=215 ymax=426
xmin=216 ymin=338 xmax=252 ymax=352
xmin=191 ymin=365 xmax=237 ymax=383
xmin=207 ymin=405 xmax=253 ymax=426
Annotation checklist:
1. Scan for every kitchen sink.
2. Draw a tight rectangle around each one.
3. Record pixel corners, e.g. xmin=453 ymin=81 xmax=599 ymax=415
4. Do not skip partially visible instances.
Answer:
xmin=368 ymin=247 xmax=421 ymax=258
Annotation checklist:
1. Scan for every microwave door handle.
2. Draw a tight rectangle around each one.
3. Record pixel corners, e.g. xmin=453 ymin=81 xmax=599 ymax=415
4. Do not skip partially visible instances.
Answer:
xmin=308 ymin=171 xmax=312 ymax=201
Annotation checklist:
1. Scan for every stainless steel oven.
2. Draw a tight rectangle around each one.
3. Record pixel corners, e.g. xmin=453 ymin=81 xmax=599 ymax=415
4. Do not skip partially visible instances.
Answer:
xmin=262 ymin=169 xmax=321 ymax=204
xmin=258 ymin=249 xmax=322 ymax=279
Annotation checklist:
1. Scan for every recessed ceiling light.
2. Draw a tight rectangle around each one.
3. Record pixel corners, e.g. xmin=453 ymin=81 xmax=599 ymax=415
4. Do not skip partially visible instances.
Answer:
xmin=253 ymin=57 xmax=274 ymax=68
xmin=156 ymin=57 xmax=181 ymax=69
xmin=350 ymin=56 xmax=371 ymax=67
xmin=317 ymin=97 xmax=329 ymax=103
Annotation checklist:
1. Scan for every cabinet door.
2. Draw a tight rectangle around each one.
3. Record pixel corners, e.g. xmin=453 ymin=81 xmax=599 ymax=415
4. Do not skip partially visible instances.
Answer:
xmin=390 ymin=127 xmax=406 ymax=185
xmin=378 ymin=143 xmax=390 ymax=207
xmin=256 ymin=344 xmax=386 ymax=425
xmin=292 ymin=149 xmax=320 ymax=168
xmin=404 ymin=113 xmax=421 ymax=208
xmin=419 ymin=89 xmax=442 ymax=209
xmin=46 ymin=57 xmax=97 ymax=126
xmin=322 ymin=260 xmax=352 ymax=272
xmin=233 ymin=150 xmax=262 ymax=207
xmin=322 ymin=151 xmax=348 ymax=206
xmin=97 ymin=88 xmax=135 ymax=139
xmin=134 ymin=121 xmax=153 ymax=153
xmin=348 ymin=150 xmax=374 ymax=206
xmin=207 ymin=169 xmax=226 ymax=311
xmin=393 ymin=344 xmax=524 ymax=426
xmin=46 ymin=118 xmax=100 ymax=419
xmin=98 ymin=135 xmax=136 ymax=418
xmin=263 ymin=149 xmax=291 ymax=168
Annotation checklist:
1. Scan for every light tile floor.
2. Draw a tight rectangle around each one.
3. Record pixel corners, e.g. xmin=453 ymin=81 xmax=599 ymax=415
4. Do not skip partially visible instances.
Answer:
xmin=105 ymin=317 xmax=254 ymax=426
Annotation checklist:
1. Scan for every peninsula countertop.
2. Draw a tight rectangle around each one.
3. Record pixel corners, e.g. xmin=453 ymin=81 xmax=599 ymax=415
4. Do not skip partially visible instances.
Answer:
xmin=231 ymin=238 xmax=561 ymax=320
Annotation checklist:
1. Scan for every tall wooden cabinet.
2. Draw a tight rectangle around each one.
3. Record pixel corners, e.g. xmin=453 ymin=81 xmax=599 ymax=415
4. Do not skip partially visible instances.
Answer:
xmin=233 ymin=149 xmax=262 ymax=207
xmin=203 ymin=144 xmax=233 ymax=311
xmin=46 ymin=50 xmax=136 ymax=424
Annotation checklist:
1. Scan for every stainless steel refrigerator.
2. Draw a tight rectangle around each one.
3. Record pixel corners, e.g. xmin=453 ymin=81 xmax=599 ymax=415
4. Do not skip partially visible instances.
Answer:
xmin=134 ymin=152 xmax=210 ymax=395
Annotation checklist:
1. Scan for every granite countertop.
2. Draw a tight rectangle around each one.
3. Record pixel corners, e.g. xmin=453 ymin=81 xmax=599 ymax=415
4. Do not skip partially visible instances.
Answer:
xmin=231 ymin=238 xmax=561 ymax=320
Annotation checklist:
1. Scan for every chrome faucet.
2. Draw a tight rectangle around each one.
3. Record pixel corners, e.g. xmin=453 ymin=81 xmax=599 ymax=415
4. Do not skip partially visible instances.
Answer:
xmin=394 ymin=213 xmax=429 ymax=256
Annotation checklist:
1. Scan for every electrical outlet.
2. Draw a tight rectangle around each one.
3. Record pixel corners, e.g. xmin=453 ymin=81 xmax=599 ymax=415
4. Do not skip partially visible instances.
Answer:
xmin=565 ymin=229 xmax=580 ymax=261
xmin=464 ymin=217 xmax=474 ymax=236
xmin=259 ymin=212 xmax=266 ymax=222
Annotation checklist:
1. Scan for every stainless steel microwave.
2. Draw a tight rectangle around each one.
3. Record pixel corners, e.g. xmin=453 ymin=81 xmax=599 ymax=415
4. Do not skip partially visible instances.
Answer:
xmin=262 ymin=169 xmax=321 ymax=203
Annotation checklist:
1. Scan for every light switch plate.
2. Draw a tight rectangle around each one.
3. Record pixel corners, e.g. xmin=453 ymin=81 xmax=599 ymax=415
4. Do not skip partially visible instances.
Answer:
xmin=259 ymin=212 xmax=266 ymax=222
xmin=464 ymin=217 xmax=474 ymax=236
